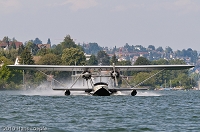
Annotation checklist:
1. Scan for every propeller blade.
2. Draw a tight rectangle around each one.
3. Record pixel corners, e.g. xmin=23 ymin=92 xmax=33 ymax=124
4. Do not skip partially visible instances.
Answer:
xmin=113 ymin=63 xmax=118 ymax=86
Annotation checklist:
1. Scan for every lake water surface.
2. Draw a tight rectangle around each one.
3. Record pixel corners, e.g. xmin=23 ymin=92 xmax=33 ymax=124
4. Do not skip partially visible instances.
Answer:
xmin=0 ymin=90 xmax=200 ymax=132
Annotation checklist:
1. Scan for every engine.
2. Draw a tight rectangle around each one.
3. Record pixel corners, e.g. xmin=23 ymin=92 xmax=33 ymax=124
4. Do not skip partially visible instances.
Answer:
xmin=110 ymin=71 xmax=120 ymax=79
xmin=82 ymin=71 xmax=92 ymax=80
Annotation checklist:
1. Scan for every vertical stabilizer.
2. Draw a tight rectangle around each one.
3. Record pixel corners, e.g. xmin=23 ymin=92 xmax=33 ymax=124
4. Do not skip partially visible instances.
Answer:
xmin=14 ymin=56 xmax=20 ymax=65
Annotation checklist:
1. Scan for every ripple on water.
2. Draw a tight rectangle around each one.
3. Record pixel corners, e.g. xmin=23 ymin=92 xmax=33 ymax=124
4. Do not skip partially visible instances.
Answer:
xmin=1 ymin=90 xmax=200 ymax=131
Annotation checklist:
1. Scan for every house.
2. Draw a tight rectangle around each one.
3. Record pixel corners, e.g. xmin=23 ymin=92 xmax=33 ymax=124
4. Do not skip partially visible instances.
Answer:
xmin=37 ymin=44 xmax=51 ymax=49
xmin=0 ymin=41 xmax=23 ymax=50
xmin=0 ymin=42 xmax=9 ymax=50
xmin=84 ymin=53 xmax=91 ymax=61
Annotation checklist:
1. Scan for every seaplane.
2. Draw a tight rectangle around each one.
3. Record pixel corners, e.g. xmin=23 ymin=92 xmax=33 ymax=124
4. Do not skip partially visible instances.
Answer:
xmin=7 ymin=63 xmax=194 ymax=96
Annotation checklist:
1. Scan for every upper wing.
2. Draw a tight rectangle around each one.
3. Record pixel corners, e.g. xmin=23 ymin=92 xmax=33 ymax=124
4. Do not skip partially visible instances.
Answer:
xmin=7 ymin=64 xmax=194 ymax=71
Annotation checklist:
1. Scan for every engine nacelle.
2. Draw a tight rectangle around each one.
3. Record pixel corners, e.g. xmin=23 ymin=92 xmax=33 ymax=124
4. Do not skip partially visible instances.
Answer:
xmin=65 ymin=90 xmax=70 ymax=96
xmin=131 ymin=90 xmax=137 ymax=96
xmin=110 ymin=71 xmax=120 ymax=79
xmin=82 ymin=71 xmax=92 ymax=80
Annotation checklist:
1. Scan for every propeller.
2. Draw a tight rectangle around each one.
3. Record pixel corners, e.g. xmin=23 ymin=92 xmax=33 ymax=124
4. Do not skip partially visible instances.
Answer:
xmin=82 ymin=71 xmax=92 ymax=80
xmin=112 ymin=63 xmax=118 ymax=87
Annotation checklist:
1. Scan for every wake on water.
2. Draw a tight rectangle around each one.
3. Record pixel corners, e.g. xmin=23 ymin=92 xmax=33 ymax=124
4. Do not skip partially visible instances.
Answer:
xmin=20 ymin=89 xmax=162 ymax=97
xmin=16 ymin=82 xmax=163 ymax=97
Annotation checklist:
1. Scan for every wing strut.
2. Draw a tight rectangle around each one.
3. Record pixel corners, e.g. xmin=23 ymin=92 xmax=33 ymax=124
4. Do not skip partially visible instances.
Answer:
xmin=37 ymin=69 xmax=67 ymax=88
xmin=69 ymin=72 xmax=83 ymax=89
xmin=134 ymin=69 xmax=165 ymax=88
xmin=121 ymin=76 xmax=132 ymax=87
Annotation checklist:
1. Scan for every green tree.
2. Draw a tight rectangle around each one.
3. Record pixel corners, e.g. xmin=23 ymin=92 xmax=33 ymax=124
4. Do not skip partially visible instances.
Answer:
xmin=165 ymin=46 xmax=173 ymax=54
xmin=134 ymin=57 xmax=151 ymax=65
xmin=148 ymin=45 xmax=155 ymax=50
xmin=19 ymin=48 xmax=35 ymax=65
xmin=47 ymin=38 xmax=51 ymax=44
xmin=118 ymin=60 xmax=131 ymax=65
xmin=0 ymin=56 xmax=13 ymax=82
xmin=52 ymin=35 xmax=83 ymax=55
xmin=25 ymin=41 xmax=39 ymax=55
xmin=83 ymin=43 xmax=103 ymax=55
xmin=152 ymin=59 xmax=169 ymax=65
xmin=131 ymin=72 xmax=156 ymax=88
xmin=18 ymin=48 xmax=35 ymax=88
xmin=171 ymin=73 xmax=194 ymax=89
xmin=33 ymin=38 xmax=42 ymax=44
xmin=61 ymin=35 xmax=78 ymax=49
xmin=8 ymin=49 xmax=18 ymax=62
xmin=156 ymin=47 xmax=164 ymax=52
xmin=110 ymin=54 xmax=118 ymax=65
xmin=151 ymin=59 xmax=170 ymax=86
xmin=10 ymin=42 xmax=16 ymax=49
xmin=52 ymin=44 xmax=62 ymax=55
xmin=2 ymin=36 xmax=9 ymax=43
xmin=61 ymin=48 xmax=86 ymax=65
xmin=32 ymin=72 xmax=46 ymax=86
xmin=38 ymin=53 xmax=61 ymax=65
xmin=87 ymin=55 xmax=98 ymax=65
xmin=18 ymin=44 xmax=25 ymax=55
xmin=0 ymin=56 xmax=22 ymax=89
xmin=37 ymin=48 xmax=51 ymax=56
xmin=97 ymin=50 xmax=110 ymax=65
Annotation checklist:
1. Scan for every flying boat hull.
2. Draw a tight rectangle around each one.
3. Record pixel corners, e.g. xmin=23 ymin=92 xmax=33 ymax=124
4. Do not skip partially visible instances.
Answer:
xmin=91 ymin=82 xmax=111 ymax=96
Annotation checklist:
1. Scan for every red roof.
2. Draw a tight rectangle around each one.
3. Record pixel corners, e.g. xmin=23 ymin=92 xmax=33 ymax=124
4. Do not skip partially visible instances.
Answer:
xmin=0 ymin=41 xmax=23 ymax=49
xmin=0 ymin=42 xmax=8 ymax=47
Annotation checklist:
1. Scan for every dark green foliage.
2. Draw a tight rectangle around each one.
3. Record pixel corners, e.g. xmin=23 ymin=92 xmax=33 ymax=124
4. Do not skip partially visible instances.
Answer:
xmin=118 ymin=60 xmax=131 ymax=65
xmin=61 ymin=35 xmax=78 ymax=49
xmin=38 ymin=53 xmax=61 ymax=65
xmin=152 ymin=59 xmax=169 ymax=65
xmin=130 ymin=58 xmax=194 ymax=89
xmin=19 ymin=48 xmax=35 ymax=65
xmin=165 ymin=46 xmax=173 ymax=53
xmin=2 ymin=36 xmax=9 ymax=43
xmin=134 ymin=57 xmax=151 ymax=65
xmin=83 ymin=43 xmax=103 ymax=55
xmin=47 ymin=38 xmax=51 ymax=44
xmin=97 ymin=50 xmax=110 ymax=65
xmin=134 ymin=45 xmax=147 ymax=51
xmin=87 ymin=55 xmax=98 ymax=65
xmin=18 ymin=44 xmax=25 ymax=55
xmin=148 ymin=45 xmax=155 ymax=50
xmin=52 ymin=35 xmax=82 ymax=55
xmin=52 ymin=44 xmax=62 ymax=55
xmin=0 ymin=56 xmax=22 ymax=89
xmin=0 ymin=79 xmax=6 ymax=89
xmin=156 ymin=47 xmax=164 ymax=52
xmin=110 ymin=54 xmax=118 ymax=65
xmin=37 ymin=48 xmax=51 ymax=56
xmin=33 ymin=38 xmax=42 ymax=44
xmin=0 ymin=35 xmax=197 ymax=89
xmin=10 ymin=42 xmax=16 ymax=49
xmin=25 ymin=41 xmax=39 ymax=55
xmin=61 ymin=48 xmax=86 ymax=65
